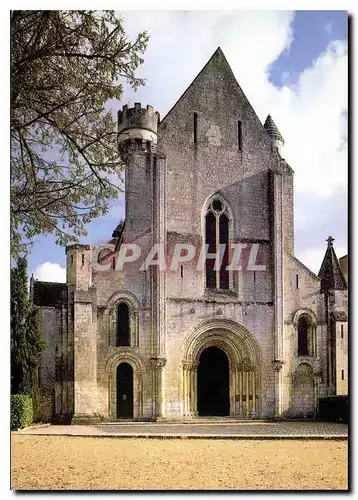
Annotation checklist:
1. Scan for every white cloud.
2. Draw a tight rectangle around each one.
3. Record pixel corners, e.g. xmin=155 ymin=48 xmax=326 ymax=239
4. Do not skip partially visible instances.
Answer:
xmin=33 ymin=262 xmax=66 ymax=283
xmin=324 ymin=21 xmax=334 ymax=34
xmin=116 ymin=11 xmax=347 ymax=271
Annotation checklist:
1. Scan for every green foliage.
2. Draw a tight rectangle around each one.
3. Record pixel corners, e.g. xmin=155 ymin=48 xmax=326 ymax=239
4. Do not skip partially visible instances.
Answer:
xmin=11 ymin=258 xmax=47 ymax=407
xmin=11 ymin=394 xmax=33 ymax=430
xmin=11 ymin=11 xmax=149 ymax=257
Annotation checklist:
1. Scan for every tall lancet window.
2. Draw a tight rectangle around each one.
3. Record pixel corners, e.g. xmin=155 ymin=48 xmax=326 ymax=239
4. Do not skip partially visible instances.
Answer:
xmin=205 ymin=198 xmax=231 ymax=290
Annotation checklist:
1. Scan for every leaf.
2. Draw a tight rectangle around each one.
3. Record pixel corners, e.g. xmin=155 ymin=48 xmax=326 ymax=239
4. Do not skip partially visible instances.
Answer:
xmin=11 ymin=10 xmax=148 ymax=257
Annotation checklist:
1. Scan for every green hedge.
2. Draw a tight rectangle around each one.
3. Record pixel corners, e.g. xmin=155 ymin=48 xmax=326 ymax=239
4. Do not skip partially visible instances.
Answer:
xmin=11 ymin=394 xmax=33 ymax=430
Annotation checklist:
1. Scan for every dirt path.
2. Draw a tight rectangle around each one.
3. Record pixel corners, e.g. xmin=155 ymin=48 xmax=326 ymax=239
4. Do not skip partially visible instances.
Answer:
xmin=11 ymin=435 xmax=348 ymax=490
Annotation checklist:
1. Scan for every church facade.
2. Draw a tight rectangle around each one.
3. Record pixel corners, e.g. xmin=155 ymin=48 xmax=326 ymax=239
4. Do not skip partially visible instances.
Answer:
xmin=31 ymin=48 xmax=348 ymax=423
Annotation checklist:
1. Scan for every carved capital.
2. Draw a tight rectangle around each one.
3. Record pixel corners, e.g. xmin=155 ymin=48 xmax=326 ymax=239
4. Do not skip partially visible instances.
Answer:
xmin=314 ymin=371 xmax=322 ymax=383
xmin=150 ymin=357 xmax=167 ymax=370
xmin=238 ymin=357 xmax=254 ymax=372
xmin=182 ymin=360 xmax=199 ymax=371
xmin=272 ymin=359 xmax=285 ymax=372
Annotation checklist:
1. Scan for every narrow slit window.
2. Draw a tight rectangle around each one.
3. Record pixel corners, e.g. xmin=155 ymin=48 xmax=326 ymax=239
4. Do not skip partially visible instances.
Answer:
xmin=112 ymin=257 xmax=116 ymax=270
xmin=253 ymin=271 xmax=256 ymax=282
xmin=82 ymin=254 xmax=85 ymax=265
xmin=193 ymin=112 xmax=198 ymax=144
xmin=342 ymin=369 xmax=344 ymax=380
xmin=341 ymin=324 xmax=344 ymax=338
xmin=117 ymin=303 xmax=130 ymax=347
xmin=70 ymin=255 xmax=73 ymax=266
xmin=238 ymin=120 xmax=242 ymax=150
xmin=296 ymin=274 xmax=299 ymax=289
xmin=180 ymin=265 xmax=184 ymax=278
xmin=298 ymin=316 xmax=309 ymax=356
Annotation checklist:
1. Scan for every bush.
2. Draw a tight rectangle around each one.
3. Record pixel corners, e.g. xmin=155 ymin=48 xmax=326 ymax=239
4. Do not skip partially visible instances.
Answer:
xmin=318 ymin=396 xmax=348 ymax=423
xmin=11 ymin=394 xmax=33 ymax=430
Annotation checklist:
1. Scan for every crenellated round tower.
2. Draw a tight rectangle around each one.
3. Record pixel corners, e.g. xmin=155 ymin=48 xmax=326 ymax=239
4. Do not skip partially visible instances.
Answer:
xmin=118 ymin=103 xmax=160 ymax=152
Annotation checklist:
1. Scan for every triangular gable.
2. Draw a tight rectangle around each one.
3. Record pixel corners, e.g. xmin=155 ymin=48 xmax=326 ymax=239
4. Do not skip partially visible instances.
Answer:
xmin=159 ymin=47 xmax=272 ymax=148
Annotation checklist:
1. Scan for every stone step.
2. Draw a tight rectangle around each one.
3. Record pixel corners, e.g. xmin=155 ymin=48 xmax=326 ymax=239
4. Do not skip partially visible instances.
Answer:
xmin=101 ymin=418 xmax=267 ymax=425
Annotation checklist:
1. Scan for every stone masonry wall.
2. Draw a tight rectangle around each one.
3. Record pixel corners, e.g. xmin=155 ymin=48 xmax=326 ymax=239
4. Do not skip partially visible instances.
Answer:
xmin=38 ymin=307 xmax=56 ymax=422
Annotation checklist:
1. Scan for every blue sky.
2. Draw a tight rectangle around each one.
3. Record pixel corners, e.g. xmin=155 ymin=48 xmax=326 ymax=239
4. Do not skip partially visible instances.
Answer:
xmin=28 ymin=10 xmax=348 ymax=282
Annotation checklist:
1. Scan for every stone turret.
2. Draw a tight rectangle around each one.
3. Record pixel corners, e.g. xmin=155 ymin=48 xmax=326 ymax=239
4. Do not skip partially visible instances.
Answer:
xmin=264 ymin=114 xmax=285 ymax=157
xmin=118 ymin=103 xmax=160 ymax=152
xmin=318 ymin=236 xmax=347 ymax=292
xmin=66 ymin=244 xmax=92 ymax=291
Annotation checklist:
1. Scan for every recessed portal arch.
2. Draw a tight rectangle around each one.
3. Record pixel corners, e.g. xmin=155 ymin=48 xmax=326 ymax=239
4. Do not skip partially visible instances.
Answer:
xmin=197 ymin=346 xmax=230 ymax=416
xmin=181 ymin=319 xmax=262 ymax=418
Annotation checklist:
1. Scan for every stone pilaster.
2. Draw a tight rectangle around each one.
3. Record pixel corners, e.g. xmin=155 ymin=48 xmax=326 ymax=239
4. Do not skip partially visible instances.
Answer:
xmin=152 ymin=152 xmax=167 ymax=358
xmin=272 ymin=160 xmax=285 ymax=418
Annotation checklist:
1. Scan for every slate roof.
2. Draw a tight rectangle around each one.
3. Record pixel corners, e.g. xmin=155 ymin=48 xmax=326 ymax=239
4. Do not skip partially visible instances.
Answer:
xmin=318 ymin=236 xmax=348 ymax=292
xmin=264 ymin=114 xmax=284 ymax=144
xmin=32 ymin=281 xmax=67 ymax=307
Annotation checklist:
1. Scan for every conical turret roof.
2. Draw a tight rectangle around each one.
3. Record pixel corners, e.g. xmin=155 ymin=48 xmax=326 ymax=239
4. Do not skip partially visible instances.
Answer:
xmin=264 ymin=114 xmax=284 ymax=144
xmin=318 ymin=236 xmax=347 ymax=292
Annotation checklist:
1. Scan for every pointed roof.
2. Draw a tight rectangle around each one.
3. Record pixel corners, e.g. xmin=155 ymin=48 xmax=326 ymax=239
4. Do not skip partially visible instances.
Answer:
xmin=264 ymin=115 xmax=284 ymax=144
xmin=160 ymin=47 xmax=269 ymax=140
xmin=160 ymin=47 xmax=230 ymax=124
xmin=318 ymin=236 xmax=347 ymax=292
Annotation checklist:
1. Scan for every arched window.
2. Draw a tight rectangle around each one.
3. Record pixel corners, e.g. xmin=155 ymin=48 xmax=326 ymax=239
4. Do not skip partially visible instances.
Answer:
xmin=116 ymin=303 xmax=130 ymax=346
xmin=205 ymin=198 xmax=231 ymax=290
xmin=297 ymin=314 xmax=316 ymax=356
xmin=298 ymin=316 xmax=309 ymax=355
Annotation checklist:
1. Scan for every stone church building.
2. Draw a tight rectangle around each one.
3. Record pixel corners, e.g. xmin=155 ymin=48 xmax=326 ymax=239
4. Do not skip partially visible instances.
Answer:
xmin=31 ymin=48 xmax=348 ymax=423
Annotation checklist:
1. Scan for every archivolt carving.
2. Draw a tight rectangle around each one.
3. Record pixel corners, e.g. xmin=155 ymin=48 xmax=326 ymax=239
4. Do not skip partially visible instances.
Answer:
xmin=181 ymin=319 xmax=262 ymax=418
xmin=292 ymin=308 xmax=318 ymax=326
xmin=107 ymin=289 xmax=141 ymax=310
xmin=182 ymin=318 xmax=261 ymax=367
xmin=105 ymin=350 xmax=146 ymax=374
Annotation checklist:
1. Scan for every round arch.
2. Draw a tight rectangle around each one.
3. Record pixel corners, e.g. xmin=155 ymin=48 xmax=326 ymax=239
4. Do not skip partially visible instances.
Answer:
xmin=105 ymin=351 xmax=146 ymax=421
xmin=292 ymin=308 xmax=318 ymax=326
xmin=106 ymin=290 xmax=141 ymax=348
xmin=292 ymin=309 xmax=318 ymax=358
xmin=107 ymin=289 xmax=141 ymax=310
xmin=181 ymin=319 xmax=262 ymax=419
xmin=182 ymin=319 xmax=261 ymax=367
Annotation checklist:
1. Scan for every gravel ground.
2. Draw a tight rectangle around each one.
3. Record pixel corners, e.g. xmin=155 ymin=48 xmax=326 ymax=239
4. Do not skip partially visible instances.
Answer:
xmin=11 ymin=435 xmax=348 ymax=491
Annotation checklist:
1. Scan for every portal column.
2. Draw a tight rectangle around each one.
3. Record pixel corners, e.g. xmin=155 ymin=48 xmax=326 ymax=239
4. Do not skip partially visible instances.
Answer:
xmin=150 ymin=356 xmax=166 ymax=420
xmin=182 ymin=361 xmax=198 ymax=417
xmin=272 ymin=359 xmax=285 ymax=417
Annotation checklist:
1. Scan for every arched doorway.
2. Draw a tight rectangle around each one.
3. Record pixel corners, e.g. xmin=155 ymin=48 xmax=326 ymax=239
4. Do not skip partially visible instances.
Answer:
xmin=197 ymin=346 xmax=230 ymax=416
xmin=116 ymin=363 xmax=133 ymax=419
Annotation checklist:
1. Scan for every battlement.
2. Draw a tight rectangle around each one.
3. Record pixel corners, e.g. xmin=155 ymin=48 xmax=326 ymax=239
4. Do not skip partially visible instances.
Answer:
xmin=118 ymin=103 xmax=160 ymax=146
